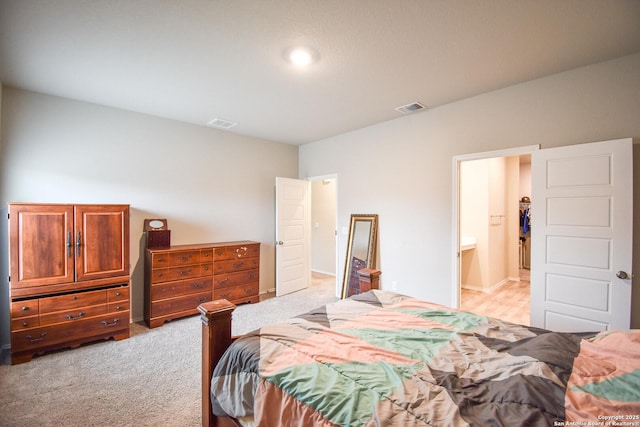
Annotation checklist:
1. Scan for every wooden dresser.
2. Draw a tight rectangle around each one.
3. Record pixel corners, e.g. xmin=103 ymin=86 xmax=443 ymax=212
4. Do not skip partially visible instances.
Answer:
xmin=145 ymin=241 xmax=260 ymax=328
xmin=8 ymin=203 xmax=130 ymax=364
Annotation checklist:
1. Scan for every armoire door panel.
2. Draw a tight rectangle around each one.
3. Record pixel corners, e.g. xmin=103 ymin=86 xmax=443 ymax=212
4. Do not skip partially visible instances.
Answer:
xmin=75 ymin=205 xmax=130 ymax=281
xmin=9 ymin=204 xmax=75 ymax=288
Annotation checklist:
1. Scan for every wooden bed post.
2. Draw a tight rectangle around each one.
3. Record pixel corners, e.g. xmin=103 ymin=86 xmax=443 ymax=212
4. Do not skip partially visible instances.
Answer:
xmin=357 ymin=268 xmax=381 ymax=292
xmin=199 ymin=300 xmax=236 ymax=427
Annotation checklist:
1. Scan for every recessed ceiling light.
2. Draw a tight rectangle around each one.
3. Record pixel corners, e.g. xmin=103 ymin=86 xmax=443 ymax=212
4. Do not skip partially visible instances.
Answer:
xmin=207 ymin=117 xmax=238 ymax=129
xmin=395 ymin=101 xmax=427 ymax=114
xmin=284 ymin=46 xmax=318 ymax=67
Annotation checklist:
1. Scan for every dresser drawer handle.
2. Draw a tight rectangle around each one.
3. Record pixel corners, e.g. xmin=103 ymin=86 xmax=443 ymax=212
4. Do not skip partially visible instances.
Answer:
xmin=192 ymin=282 xmax=206 ymax=289
xmin=21 ymin=306 xmax=29 ymax=311
xmin=65 ymin=312 xmax=85 ymax=321
xmin=217 ymin=278 xmax=229 ymax=284
xmin=219 ymin=292 xmax=230 ymax=298
xmin=157 ymin=272 xmax=163 ymax=277
xmin=26 ymin=333 xmax=47 ymax=342
xmin=233 ymin=262 xmax=244 ymax=268
xmin=177 ymin=255 xmax=191 ymax=261
xmin=115 ymin=291 xmax=121 ymax=296
xmin=178 ymin=268 xmax=192 ymax=275
xmin=197 ymin=297 xmax=208 ymax=303
xmin=115 ymin=305 xmax=122 ymax=311
xmin=244 ymin=288 xmax=254 ymax=294
xmin=157 ymin=257 xmax=164 ymax=262
xmin=101 ymin=319 xmax=120 ymax=327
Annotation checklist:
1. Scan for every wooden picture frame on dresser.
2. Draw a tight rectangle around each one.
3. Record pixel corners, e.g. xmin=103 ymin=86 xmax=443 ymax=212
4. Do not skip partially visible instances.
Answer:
xmin=144 ymin=241 xmax=260 ymax=329
xmin=8 ymin=203 xmax=131 ymax=364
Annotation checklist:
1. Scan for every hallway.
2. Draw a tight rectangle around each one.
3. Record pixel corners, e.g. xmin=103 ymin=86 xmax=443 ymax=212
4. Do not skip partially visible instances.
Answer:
xmin=461 ymin=270 xmax=531 ymax=325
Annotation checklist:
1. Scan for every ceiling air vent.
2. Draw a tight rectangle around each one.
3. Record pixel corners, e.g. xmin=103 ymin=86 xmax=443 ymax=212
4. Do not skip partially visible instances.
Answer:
xmin=206 ymin=117 xmax=238 ymax=129
xmin=395 ymin=101 xmax=427 ymax=114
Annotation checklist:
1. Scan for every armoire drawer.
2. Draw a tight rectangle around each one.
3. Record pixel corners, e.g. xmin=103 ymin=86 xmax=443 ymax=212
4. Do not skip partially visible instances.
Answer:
xmin=11 ymin=300 xmax=39 ymax=319
xmin=39 ymin=304 xmax=109 ymax=326
xmin=39 ymin=289 xmax=107 ymax=313
xmin=11 ymin=315 xmax=40 ymax=330
xmin=11 ymin=311 xmax=130 ymax=353
xmin=107 ymin=287 xmax=129 ymax=302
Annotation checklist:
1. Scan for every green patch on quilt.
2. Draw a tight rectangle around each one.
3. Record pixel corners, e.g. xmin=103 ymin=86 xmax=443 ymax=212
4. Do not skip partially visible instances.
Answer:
xmin=265 ymin=360 xmax=420 ymax=427
xmin=341 ymin=327 xmax=458 ymax=363
xmin=393 ymin=307 xmax=485 ymax=332
xmin=571 ymin=369 xmax=640 ymax=402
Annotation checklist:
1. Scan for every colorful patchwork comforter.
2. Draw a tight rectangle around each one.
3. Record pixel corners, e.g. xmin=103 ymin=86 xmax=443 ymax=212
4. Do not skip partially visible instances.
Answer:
xmin=211 ymin=290 xmax=640 ymax=426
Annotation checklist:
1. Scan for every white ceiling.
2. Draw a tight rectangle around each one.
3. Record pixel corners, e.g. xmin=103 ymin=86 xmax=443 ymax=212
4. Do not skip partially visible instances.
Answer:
xmin=1 ymin=1 xmax=640 ymax=145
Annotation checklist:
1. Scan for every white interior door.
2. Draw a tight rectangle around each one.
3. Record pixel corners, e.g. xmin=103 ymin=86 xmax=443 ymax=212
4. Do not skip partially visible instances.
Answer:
xmin=275 ymin=177 xmax=311 ymax=296
xmin=530 ymin=138 xmax=633 ymax=332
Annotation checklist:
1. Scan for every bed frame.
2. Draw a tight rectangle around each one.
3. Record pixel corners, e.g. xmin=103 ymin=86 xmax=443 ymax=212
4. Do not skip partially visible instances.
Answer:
xmin=198 ymin=269 xmax=381 ymax=427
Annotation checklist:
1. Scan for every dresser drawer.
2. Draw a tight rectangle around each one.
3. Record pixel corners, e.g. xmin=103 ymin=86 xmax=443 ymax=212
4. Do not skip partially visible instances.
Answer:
xmin=151 ymin=252 xmax=170 ymax=267
xmin=40 ymin=304 xmax=109 ymax=326
xmin=215 ymin=258 xmax=260 ymax=274
xmin=167 ymin=250 xmax=202 ymax=266
xmin=150 ymin=291 xmax=212 ymax=317
xmin=11 ymin=300 xmax=39 ymax=319
xmin=214 ymin=283 xmax=258 ymax=301
xmin=214 ymin=270 xmax=259 ymax=289
xmin=150 ymin=263 xmax=213 ymax=284
xmin=11 ymin=311 xmax=129 ymax=353
xmin=214 ymin=244 xmax=260 ymax=261
xmin=39 ymin=289 xmax=107 ymax=313
xmin=151 ymin=277 xmax=213 ymax=300
xmin=200 ymin=249 xmax=213 ymax=262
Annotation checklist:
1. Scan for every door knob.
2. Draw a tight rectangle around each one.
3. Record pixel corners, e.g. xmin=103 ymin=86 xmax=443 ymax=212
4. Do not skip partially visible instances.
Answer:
xmin=616 ymin=271 xmax=632 ymax=279
xmin=276 ymin=241 xmax=284 ymax=246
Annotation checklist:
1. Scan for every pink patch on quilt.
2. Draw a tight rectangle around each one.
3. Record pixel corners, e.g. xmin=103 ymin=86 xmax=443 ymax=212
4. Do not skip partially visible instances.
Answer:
xmin=261 ymin=326 xmax=422 ymax=376
xmin=565 ymin=330 xmax=640 ymax=422
xmin=337 ymin=307 xmax=456 ymax=332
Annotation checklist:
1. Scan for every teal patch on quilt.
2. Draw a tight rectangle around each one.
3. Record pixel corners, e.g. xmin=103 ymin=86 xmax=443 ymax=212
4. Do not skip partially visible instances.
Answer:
xmin=394 ymin=307 xmax=485 ymax=332
xmin=265 ymin=360 xmax=420 ymax=427
xmin=572 ymin=369 xmax=640 ymax=402
xmin=341 ymin=327 xmax=458 ymax=363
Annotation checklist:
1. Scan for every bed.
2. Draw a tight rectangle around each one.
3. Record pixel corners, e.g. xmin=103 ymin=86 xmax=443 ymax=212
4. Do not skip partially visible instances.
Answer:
xmin=199 ymin=272 xmax=640 ymax=427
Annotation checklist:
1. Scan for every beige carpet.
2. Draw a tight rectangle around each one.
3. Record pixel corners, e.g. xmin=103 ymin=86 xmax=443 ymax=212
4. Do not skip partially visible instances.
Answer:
xmin=0 ymin=274 xmax=337 ymax=427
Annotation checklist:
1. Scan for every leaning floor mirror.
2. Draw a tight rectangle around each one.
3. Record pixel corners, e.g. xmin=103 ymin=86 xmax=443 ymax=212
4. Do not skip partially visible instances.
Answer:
xmin=342 ymin=214 xmax=378 ymax=298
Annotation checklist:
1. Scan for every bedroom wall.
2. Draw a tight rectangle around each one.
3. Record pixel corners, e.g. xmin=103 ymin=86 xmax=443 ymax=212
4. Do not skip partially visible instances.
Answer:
xmin=0 ymin=88 xmax=298 ymax=349
xmin=299 ymin=53 xmax=640 ymax=328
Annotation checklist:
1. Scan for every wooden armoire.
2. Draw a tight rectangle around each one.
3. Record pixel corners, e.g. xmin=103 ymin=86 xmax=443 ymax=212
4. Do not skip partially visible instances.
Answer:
xmin=8 ymin=203 xmax=130 ymax=364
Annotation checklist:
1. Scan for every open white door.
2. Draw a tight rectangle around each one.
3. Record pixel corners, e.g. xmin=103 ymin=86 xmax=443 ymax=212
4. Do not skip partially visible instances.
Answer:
xmin=275 ymin=177 xmax=311 ymax=296
xmin=531 ymin=138 xmax=633 ymax=332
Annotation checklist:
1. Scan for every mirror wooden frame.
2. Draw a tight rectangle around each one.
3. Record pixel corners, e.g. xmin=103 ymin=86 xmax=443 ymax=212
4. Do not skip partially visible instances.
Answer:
xmin=341 ymin=214 xmax=378 ymax=299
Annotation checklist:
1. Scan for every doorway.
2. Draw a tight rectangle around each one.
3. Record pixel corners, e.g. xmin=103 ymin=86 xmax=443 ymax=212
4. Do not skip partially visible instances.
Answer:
xmin=309 ymin=175 xmax=339 ymax=296
xmin=453 ymin=146 xmax=537 ymax=324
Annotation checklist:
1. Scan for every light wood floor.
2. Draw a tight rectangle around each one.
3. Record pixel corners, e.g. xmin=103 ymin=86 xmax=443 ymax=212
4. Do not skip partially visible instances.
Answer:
xmin=460 ymin=269 xmax=531 ymax=325
xmin=264 ymin=271 xmax=531 ymax=326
